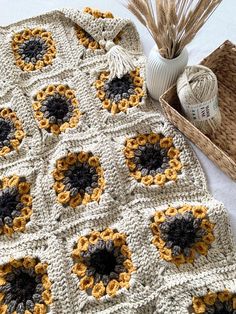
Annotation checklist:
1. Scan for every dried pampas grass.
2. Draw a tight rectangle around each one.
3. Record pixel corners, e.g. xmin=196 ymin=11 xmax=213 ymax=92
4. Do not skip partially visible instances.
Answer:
xmin=122 ymin=0 xmax=222 ymax=59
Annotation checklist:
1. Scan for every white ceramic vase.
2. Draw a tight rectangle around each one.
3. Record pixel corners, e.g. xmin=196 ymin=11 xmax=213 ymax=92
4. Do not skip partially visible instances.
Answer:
xmin=147 ymin=46 xmax=188 ymax=101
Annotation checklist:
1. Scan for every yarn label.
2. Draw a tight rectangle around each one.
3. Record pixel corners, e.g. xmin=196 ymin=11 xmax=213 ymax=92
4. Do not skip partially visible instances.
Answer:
xmin=181 ymin=96 xmax=219 ymax=121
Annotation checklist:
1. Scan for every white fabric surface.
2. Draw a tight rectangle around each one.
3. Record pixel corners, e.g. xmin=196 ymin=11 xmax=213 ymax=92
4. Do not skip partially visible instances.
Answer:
xmin=1 ymin=0 xmax=236 ymax=235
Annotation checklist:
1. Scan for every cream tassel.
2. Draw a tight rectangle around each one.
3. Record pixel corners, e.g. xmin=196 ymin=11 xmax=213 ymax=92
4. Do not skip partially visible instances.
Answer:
xmin=98 ymin=40 xmax=135 ymax=80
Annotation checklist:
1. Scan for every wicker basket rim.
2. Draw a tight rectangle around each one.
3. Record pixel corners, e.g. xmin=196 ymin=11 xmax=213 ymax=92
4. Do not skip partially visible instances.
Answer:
xmin=160 ymin=85 xmax=235 ymax=166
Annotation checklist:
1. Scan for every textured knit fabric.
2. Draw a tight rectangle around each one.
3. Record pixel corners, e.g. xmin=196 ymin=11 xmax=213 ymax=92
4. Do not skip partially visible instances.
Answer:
xmin=0 ymin=8 xmax=235 ymax=314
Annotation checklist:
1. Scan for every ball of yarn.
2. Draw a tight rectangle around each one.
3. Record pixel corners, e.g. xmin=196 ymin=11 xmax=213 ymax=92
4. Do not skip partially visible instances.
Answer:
xmin=177 ymin=65 xmax=221 ymax=135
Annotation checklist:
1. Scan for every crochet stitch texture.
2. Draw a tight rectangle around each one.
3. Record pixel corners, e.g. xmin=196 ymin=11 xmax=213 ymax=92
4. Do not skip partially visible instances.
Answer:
xmin=0 ymin=7 xmax=235 ymax=314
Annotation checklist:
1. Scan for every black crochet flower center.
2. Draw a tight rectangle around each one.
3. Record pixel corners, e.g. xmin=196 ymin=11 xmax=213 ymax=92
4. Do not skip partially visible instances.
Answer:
xmin=139 ymin=146 xmax=164 ymax=170
xmin=45 ymin=95 xmax=69 ymax=120
xmin=0 ymin=187 xmax=22 ymax=222
xmin=104 ymin=75 xmax=135 ymax=102
xmin=0 ymin=119 xmax=12 ymax=142
xmin=8 ymin=270 xmax=37 ymax=303
xmin=18 ymin=38 xmax=48 ymax=64
xmin=90 ymin=249 xmax=117 ymax=275
xmin=68 ymin=165 xmax=93 ymax=190
xmin=41 ymin=93 xmax=74 ymax=125
xmin=208 ymin=301 xmax=234 ymax=314
xmin=133 ymin=144 xmax=169 ymax=175
xmin=0 ymin=119 xmax=15 ymax=148
xmin=159 ymin=212 xmax=204 ymax=252
xmin=81 ymin=239 xmax=127 ymax=284
xmin=64 ymin=162 xmax=98 ymax=196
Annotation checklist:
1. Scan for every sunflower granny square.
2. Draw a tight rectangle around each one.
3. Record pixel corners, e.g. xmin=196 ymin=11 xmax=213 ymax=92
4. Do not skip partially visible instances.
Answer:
xmin=0 ymin=7 xmax=235 ymax=314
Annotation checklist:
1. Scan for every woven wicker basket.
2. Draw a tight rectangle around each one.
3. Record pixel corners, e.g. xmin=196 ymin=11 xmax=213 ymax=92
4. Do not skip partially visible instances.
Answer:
xmin=160 ymin=40 xmax=236 ymax=180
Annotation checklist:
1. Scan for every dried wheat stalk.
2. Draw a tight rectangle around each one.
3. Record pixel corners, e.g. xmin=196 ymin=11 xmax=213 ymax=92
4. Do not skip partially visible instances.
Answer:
xmin=122 ymin=0 xmax=222 ymax=59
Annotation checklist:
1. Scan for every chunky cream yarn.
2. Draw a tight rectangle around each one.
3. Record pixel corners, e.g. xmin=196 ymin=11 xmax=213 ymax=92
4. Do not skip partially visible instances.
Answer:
xmin=177 ymin=65 xmax=221 ymax=135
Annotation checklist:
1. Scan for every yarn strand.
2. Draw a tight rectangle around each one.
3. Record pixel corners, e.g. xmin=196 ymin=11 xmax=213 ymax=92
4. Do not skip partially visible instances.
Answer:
xmin=177 ymin=65 xmax=221 ymax=135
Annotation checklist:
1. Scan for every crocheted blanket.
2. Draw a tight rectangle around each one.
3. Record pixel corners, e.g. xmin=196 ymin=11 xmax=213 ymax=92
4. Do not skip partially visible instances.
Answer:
xmin=0 ymin=7 xmax=235 ymax=314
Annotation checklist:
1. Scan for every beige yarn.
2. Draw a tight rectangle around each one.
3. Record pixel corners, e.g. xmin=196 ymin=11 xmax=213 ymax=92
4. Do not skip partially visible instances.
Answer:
xmin=177 ymin=65 xmax=221 ymax=135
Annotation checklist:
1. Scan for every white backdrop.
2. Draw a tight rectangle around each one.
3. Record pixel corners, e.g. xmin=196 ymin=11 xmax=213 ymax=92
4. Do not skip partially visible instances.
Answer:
xmin=1 ymin=0 xmax=236 ymax=235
